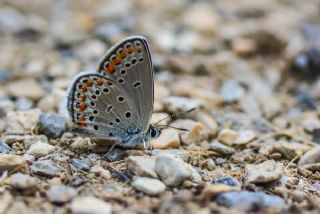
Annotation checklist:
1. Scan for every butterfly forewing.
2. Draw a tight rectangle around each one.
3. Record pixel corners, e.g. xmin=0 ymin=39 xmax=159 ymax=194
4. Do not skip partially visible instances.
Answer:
xmin=67 ymin=72 xmax=138 ymax=140
xmin=97 ymin=36 xmax=154 ymax=133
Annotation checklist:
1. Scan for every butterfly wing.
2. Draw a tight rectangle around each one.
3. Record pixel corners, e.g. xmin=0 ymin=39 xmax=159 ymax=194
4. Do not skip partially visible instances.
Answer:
xmin=96 ymin=36 xmax=154 ymax=133
xmin=67 ymin=72 xmax=138 ymax=140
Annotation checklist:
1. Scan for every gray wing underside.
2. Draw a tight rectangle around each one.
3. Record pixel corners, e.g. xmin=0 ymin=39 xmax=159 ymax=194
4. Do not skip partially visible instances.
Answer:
xmin=96 ymin=36 xmax=154 ymax=133
xmin=67 ymin=72 xmax=138 ymax=140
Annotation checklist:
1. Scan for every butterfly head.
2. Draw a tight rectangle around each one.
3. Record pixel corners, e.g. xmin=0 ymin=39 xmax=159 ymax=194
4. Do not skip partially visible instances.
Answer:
xmin=147 ymin=124 xmax=161 ymax=139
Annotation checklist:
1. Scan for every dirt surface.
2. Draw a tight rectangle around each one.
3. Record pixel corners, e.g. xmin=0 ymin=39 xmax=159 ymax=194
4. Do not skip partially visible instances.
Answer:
xmin=1 ymin=0 xmax=320 ymax=213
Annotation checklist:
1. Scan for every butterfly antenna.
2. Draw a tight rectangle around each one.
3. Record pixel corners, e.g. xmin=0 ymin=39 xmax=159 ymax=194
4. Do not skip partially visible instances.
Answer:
xmin=154 ymin=107 xmax=196 ymax=126
xmin=157 ymin=124 xmax=189 ymax=132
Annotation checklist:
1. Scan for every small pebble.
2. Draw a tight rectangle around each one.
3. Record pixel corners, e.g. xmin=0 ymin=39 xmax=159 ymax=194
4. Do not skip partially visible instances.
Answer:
xmin=215 ymin=158 xmax=226 ymax=165
xmin=10 ymin=173 xmax=37 ymax=190
xmin=71 ymin=159 xmax=93 ymax=172
xmin=155 ymin=154 xmax=192 ymax=187
xmin=301 ymin=118 xmax=320 ymax=133
xmin=90 ymin=166 xmax=111 ymax=180
xmin=6 ymin=78 xmax=45 ymax=100
xmin=0 ymin=139 xmax=13 ymax=153
xmin=163 ymin=96 xmax=203 ymax=113
xmin=71 ymin=196 xmax=112 ymax=214
xmin=127 ymin=156 xmax=157 ymax=178
xmin=217 ymin=129 xmax=238 ymax=146
xmin=132 ymin=177 xmax=166 ymax=196
xmin=201 ymin=184 xmax=240 ymax=199
xmin=220 ymin=80 xmax=245 ymax=102
xmin=214 ymin=176 xmax=241 ymax=187
xmin=104 ymin=148 xmax=126 ymax=162
xmin=69 ymin=137 xmax=88 ymax=153
xmin=298 ymin=146 xmax=320 ymax=165
xmin=15 ymin=97 xmax=33 ymax=111
xmin=5 ymin=109 xmax=41 ymax=134
xmin=30 ymin=160 xmax=62 ymax=177
xmin=234 ymin=130 xmax=256 ymax=145
xmin=216 ymin=191 xmax=285 ymax=211
xmin=273 ymin=141 xmax=311 ymax=160
xmin=171 ymin=119 xmax=209 ymax=145
xmin=47 ymin=185 xmax=77 ymax=204
xmin=151 ymin=129 xmax=180 ymax=149
xmin=27 ymin=141 xmax=55 ymax=158
xmin=38 ymin=112 xmax=67 ymax=138
xmin=0 ymin=154 xmax=26 ymax=171
xmin=246 ymin=160 xmax=283 ymax=184
xmin=209 ymin=140 xmax=235 ymax=155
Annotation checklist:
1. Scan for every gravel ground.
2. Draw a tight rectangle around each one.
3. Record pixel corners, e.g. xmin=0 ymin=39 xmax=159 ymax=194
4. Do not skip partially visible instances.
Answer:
xmin=1 ymin=0 xmax=320 ymax=213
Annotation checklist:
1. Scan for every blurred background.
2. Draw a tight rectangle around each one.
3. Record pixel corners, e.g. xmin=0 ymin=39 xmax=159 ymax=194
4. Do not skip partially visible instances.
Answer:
xmin=1 ymin=0 xmax=320 ymax=119
xmin=2 ymin=0 xmax=320 ymax=213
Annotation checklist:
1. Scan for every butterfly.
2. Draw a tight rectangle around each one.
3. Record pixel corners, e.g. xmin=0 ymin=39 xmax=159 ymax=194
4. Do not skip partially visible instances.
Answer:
xmin=67 ymin=36 xmax=165 ymax=151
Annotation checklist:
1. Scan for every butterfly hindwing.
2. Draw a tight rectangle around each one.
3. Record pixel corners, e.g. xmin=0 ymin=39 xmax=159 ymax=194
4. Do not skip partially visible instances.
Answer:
xmin=67 ymin=72 xmax=138 ymax=140
xmin=96 ymin=36 xmax=154 ymax=133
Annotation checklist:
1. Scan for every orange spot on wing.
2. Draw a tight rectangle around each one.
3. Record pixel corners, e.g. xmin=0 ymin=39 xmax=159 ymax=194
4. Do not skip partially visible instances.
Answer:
xmin=77 ymin=118 xmax=87 ymax=126
xmin=79 ymin=95 xmax=86 ymax=102
xmin=86 ymin=81 xmax=93 ymax=87
xmin=105 ymin=63 xmax=115 ymax=74
xmin=112 ymin=57 xmax=121 ymax=66
xmin=79 ymin=103 xmax=86 ymax=112
xmin=136 ymin=47 xmax=143 ymax=53
xmin=106 ymin=80 xmax=113 ymax=86
xmin=127 ymin=47 xmax=133 ymax=54
xmin=96 ymin=79 xmax=103 ymax=86
xmin=81 ymin=86 xmax=87 ymax=92
xmin=119 ymin=50 xmax=126 ymax=59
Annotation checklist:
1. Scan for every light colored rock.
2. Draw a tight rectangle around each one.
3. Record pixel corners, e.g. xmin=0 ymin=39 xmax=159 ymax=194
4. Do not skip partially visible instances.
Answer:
xmin=301 ymin=119 xmax=320 ymax=133
xmin=6 ymin=78 xmax=45 ymax=100
xmin=298 ymin=146 xmax=320 ymax=165
xmin=209 ymin=140 xmax=235 ymax=155
xmin=220 ymin=80 xmax=245 ymax=102
xmin=195 ymin=112 xmax=218 ymax=136
xmin=71 ymin=196 xmax=112 ymax=214
xmin=234 ymin=130 xmax=256 ymax=145
xmin=201 ymin=184 xmax=240 ymax=199
xmin=0 ymin=154 xmax=26 ymax=171
xmin=27 ymin=141 xmax=55 ymax=158
xmin=273 ymin=141 xmax=311 ymax=160
xmin=10 ymin=173 xmax=37 ymax=190
xmin=171 ymin=119 xmax=209 ymax=145
xmin=70 ymin=137 xmax=88 ymax=153
xmin=5 ymin=109 xmax=41 ymax=134
xmin=47 ymin=185 xmax=77 ymax=203
xmin=217 ymin=129 xmax=238 ymax=146
xmin=151 ymin=129 xmax=180 ymax=149
xmin=90 ymin=166 xmax=111 ymax=180
xmin=127 ymin=156 xmax=157 ymax=178
xmin=246 ymin=160 xmax=283 ymax=184
xmin=231 ymin=37 xmax=257 ymax=56
xmin=155 ymin=154 xmax=192 ymax=187
xmin=163 ymin=96 xmax=203 ymax=113
xmin=37 ymin=95 xmax=57 ymax=112
xmin=23 ymin=135 xmax=48 ymax=149
xmin=132 ymin=177 xmax=166 ymax=196
xmin=183 ymin=3 xmax=219 ymax=34
xmin=150 ymin=112 xmax=170 ymax=125
xmin=261 ymin=97 xmax=282 ymax=119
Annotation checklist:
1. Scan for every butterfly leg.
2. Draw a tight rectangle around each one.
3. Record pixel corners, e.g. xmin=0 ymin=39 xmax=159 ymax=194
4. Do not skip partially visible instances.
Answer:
xmin=104 ymin=141 xmax=120 ymax=160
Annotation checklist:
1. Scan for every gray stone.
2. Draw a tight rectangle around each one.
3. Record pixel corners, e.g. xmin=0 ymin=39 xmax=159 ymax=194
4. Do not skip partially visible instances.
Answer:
xmin=220 ymin=80 xmax=245 ymax=102
xmin=209 ymin=141 xmax=235 ymax=155
xmin=15 ymin=97 xmax=34 ymax=111
xmin=104 ymin=148 xmax=126 ymax=162
xmin=10 ymin=173 xmax=37 ymax=190
xmin=70 ymin=196 xmax=112 ymax=214
xmin=155 ymin=154 xmax=192 ymax=187
xmin=30 ymin=160 xmax=62 ymax=177
xmin=5 ymin=109 xmax=41 ymax=134
xmin=0 ymin=139 xmax=13 ymax=154
xmin=127 ymin=156 xmax=157 ymax=178
xmin=216 ymin=191 xmax=285 ymax=211
xmin=246 ymin=160 xmax=283 ymax=184
xmin=47 ymin=185 xmax=77 ymax=204
xmin=163 ymin=96 xmax=203 ymax=113
xmin=214 ymin=176 xmax=241 ymax=187
xmin=38 ymin=113 xmax=67 ymax=138
xmin=71 ymin=159 xmax=93 ymax=172
xmin=132 ymin=177 xmax=166 ymax=196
